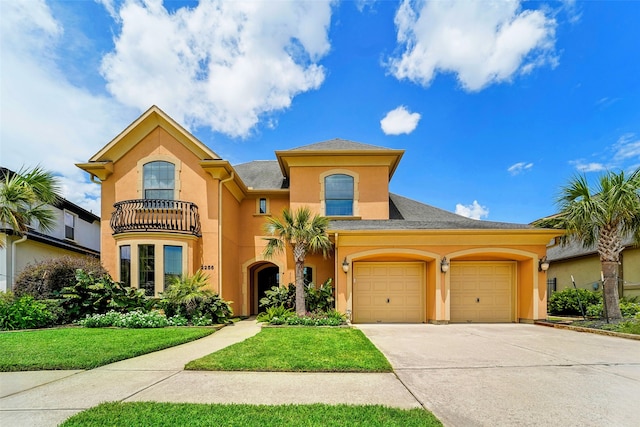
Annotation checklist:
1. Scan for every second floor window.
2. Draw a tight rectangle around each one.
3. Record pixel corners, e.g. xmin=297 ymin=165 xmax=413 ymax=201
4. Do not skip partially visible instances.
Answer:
xmin=64 ymin=211 xmax=75 ymax=240
xmin=143 ymin=161 xmax=175 ymax=200
xmin=325 ymin=174 xmax=354 ymax=216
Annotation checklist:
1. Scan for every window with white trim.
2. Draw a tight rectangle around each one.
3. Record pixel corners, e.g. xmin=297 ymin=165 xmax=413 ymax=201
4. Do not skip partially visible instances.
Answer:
xmin=64 ymin=211 xmax=76 ymax=240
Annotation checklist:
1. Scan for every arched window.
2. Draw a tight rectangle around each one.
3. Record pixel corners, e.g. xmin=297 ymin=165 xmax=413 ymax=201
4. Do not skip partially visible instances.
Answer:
xmin=143 ymin=161 xmax=175 ymax=200
xmin=325 ymin=174 xmax=354 ymax=216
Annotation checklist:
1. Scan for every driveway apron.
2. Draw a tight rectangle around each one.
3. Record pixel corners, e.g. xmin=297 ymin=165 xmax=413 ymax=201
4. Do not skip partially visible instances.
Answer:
xmin=357 ymin=323 xmax=640 ymax=427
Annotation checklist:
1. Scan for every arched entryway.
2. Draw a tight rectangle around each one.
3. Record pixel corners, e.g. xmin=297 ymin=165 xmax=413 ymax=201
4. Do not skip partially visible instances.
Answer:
xmin=249 ymin=262 xmax=279 ymax=315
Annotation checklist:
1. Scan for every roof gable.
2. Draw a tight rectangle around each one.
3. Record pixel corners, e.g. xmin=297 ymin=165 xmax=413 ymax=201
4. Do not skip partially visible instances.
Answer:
xmin=88 ymin=105 xmax=221 ymax=163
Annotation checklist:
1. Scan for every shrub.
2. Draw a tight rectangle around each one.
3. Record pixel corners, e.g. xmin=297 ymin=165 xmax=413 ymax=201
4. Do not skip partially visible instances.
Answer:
xmin=60 ymin=270 xmax=153 ymax=323
xmin=262 ymin=308 xmax=347 ymax=326
xmin=304 ymin=278 xmax=335 ymax=312
xmin=0 ymin=291 xmax=57 ymax=330
xmin=159 ymin=271 xmax=233 ymax=324
xmin=259 ymin=283 xmax=296 ymax=310
xmin=79 ymin=310 xmax=168 ymax=328
xmin=167 ymin=315 xmax=189 ymax=326
xmin=114 ymin=311 xmax=169 ymax=328
xmin=79 ymin=310 xmax=204 ymax=328
xmin=585 ymin=299 xmax=640 ymax=318
xmin=548 ymin=288 xmax=601 ymax=315
xmin=13 ymin=255 xmax=107 ymax=299
xmin=78 ymin=311 xmax=125 ymax=328
xmin=256 ymin=305 xmax=295 ymax=323
xmin=259 ymin=278 xmax=335 ymax=312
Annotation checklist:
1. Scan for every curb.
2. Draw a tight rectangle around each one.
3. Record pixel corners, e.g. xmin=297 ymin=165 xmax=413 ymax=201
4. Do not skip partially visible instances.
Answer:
xmin=535 ymin=320 xmax=640 ymax=341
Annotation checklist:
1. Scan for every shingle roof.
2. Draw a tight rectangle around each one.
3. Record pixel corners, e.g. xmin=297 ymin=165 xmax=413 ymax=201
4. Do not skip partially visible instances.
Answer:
xmin=330 ymin=193 xmax=532 ymax=230
xmin=546 ymin=235 xmax=637 ymax=261
xmin=287 ymin=138 xmax=390 ymax=151
xmin=233 ymin=159 xmax=532 ymax=230
xmin=234 ymin=160 xmax=287 ymax=189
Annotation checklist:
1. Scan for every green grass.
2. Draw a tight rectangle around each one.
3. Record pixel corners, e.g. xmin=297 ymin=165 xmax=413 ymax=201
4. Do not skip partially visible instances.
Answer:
xmin=0 ymin=327 xmax=215 ymax=371
xmin=61 ymin=402 xmax=442 ymax=427
xmin=186 ymin=327 xmax=392 ymax=372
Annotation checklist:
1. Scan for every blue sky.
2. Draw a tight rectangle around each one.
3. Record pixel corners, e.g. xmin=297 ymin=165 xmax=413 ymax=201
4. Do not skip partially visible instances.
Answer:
xmin=1 ymin=0 xmax=639 ymax=223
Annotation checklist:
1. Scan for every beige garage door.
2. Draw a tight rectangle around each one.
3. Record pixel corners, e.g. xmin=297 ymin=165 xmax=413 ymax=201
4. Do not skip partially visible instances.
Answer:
xmin=353 ymin=262 xmax=424 ymax=323
xmin=450 ymin=262 xmax=515 ymax=323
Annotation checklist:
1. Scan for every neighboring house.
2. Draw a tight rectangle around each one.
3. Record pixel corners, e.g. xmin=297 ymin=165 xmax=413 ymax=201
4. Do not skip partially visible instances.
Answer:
xmin=546 ymin=237 xmax=640 ymax=299
xmin=77 ymin=106 xmax=559 ymax=323
xmin=0 ymin=168 xmax=101 ymax=291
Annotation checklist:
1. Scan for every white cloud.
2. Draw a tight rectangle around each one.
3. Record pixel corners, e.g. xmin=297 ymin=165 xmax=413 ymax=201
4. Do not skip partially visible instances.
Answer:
xmin=380 ymin=106 xmax=421 ymax=135
xmin=0 ymin=0 xmax=131 ymax=213
xmin=455 ymin=200 xmax=489 ymax=220
xmin=570 ymin=160 xmax=607 ymax=173
xmin=613 ymin=133 xmax=640 ymax=162
xmin=389 ymin=0 xmax=557 ymax=91
xmin=569 ymin=133 xmax=640 ymax=173
xmin=507 ymin=161 xmax=533 ymax=175
xmin=100 ymin=0 xmax=335 ymax=138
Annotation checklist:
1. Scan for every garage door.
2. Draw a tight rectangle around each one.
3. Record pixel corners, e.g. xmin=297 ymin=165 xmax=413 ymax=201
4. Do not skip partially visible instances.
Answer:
xmin=353 ymin=262 xmax=424 ymax=323
xmin=450 ymin=262 xmax=515 ymax=323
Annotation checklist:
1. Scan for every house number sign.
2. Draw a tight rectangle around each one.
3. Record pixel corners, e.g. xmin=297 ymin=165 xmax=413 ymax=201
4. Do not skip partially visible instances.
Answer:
xmin=201 ymin=265 xmax=215 ymax=271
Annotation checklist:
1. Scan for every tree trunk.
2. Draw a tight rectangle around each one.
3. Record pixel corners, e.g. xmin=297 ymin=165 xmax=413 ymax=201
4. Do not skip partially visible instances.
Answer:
xmin=294 ymin=259 xmax=306 ymax=316
xmin=602 ymin=260 xmax=622 ymax=320
xmin=293 ymin=243 xmax=307 ymax=316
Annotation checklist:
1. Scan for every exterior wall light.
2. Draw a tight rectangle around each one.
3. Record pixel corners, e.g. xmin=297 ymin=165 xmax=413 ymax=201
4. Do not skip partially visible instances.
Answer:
xmin=539 ymin=256 xmax=550 ymax=272
xmin=342 ymin=258 xmax=349 ymax=273
xmin=440 ymin=257 xmax=450 ymax=273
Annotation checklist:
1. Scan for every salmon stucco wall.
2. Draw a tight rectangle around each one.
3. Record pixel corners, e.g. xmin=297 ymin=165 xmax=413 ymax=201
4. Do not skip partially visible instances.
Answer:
xmin=220 ymin=184 xmax=241 ymax=308
xmin=99 ymin=126 xmax=222 ymax=292
xmin=288 ymin=165 xmax=389 ymax=219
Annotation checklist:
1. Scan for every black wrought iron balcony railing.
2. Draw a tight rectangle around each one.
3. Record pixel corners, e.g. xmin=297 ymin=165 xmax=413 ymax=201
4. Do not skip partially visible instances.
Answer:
xmin=110 ymin=199 xmax=201 ymax=236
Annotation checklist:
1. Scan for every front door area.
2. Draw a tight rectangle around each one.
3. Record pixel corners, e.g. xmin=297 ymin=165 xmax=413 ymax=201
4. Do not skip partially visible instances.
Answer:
xmin=249 ymin=263 xmax=279 ymax=315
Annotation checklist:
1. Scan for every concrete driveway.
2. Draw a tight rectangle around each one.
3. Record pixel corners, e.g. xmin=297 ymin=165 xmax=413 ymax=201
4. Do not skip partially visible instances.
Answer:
xmin=356 ymin=323 xmax=640 ymax=427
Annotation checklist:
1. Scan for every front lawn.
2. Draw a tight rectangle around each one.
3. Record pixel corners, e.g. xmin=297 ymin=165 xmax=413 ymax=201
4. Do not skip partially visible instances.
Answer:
xmin=0 ymin=327 xmax=215 ymax=371
xmin=61 ymin=402 xmax=442 ymax=427
xmin=186 ymin=327 xmax=392 ymax=372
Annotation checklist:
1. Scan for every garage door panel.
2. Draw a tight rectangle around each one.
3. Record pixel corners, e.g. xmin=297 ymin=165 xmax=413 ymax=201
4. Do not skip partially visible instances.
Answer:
xmin=450 ymin=262 xmax=514 ymax=323
xmin=353 ymin=262 xmax=425 ymax=323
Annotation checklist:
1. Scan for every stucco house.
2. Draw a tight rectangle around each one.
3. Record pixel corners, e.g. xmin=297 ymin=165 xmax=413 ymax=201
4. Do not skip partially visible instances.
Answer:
xmin=77 ymin=106 xmax=559 ymax=323
xmin=545 ymin=237 xmax=640 ymax=299
xmin=0 ymin=168 xmax=101 ymax=291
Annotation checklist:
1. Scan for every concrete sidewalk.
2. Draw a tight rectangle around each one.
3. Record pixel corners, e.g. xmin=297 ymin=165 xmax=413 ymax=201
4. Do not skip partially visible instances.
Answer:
xmin=0 ymin=320 xmax=420 ymax=427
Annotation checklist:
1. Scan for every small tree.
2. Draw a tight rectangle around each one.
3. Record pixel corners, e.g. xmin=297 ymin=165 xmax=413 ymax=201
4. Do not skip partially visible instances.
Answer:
xmin=0 ymin=166 xmax=61 ymax=247
xmin=534 ymin=168 xmax=640 ymax=319
xmin=263 ymin=207 xmax=333 ymax=316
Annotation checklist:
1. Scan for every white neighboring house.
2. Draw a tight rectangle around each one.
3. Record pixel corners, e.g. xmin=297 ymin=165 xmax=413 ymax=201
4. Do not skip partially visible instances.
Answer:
xmin=0 ymin=168 xmax=100 ymax=292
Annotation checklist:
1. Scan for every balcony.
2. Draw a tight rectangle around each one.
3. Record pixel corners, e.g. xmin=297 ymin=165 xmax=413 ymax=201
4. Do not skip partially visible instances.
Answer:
xmin=111 ymin=199 xmax=201 ymax=236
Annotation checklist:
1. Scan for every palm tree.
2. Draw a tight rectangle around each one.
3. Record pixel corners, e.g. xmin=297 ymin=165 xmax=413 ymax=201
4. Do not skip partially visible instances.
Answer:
xmin=160 ymin=270 xmax=213 ymax=318
xmin=533 ymin=168 xmax=640 ymax=319
xmin=0 ymin=166 xmax=61 ymax=248
xmin=263 ymin=207 xmax=333 ymax=316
